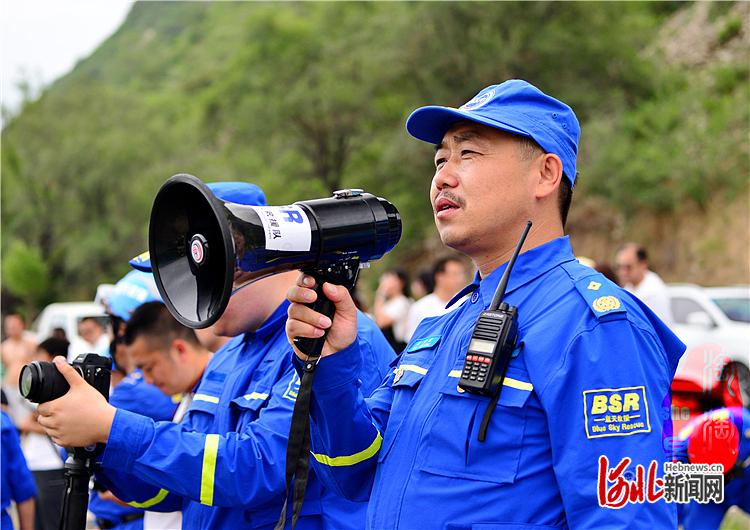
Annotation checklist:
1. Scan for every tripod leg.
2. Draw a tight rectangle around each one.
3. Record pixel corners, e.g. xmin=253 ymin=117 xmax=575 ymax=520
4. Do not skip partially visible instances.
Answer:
xmin=59 ymin=456 xmax=92 ymax=530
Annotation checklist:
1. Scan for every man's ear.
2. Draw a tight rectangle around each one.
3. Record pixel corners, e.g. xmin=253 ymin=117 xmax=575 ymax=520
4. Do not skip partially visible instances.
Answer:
xmin=172 ymin=339 xmax=189 ymax=361
xmin=535 ymin=153 xmax=563 ymax=199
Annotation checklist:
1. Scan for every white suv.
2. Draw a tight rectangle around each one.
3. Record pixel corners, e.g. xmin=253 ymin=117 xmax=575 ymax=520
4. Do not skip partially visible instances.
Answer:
xmin=668 ymin=283 xmax=749 ymax=406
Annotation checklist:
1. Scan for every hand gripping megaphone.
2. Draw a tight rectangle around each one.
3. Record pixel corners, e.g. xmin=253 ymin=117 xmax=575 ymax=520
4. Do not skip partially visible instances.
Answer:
xmin=148 ymin=174 xmax=401 ymax=356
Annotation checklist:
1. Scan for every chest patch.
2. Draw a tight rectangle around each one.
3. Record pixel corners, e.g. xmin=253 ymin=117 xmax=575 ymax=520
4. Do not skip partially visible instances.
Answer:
xmin=282 ymin=371 xmax=300 ymax=402
xmin=406 ymin=335 xmax=441 ymax=353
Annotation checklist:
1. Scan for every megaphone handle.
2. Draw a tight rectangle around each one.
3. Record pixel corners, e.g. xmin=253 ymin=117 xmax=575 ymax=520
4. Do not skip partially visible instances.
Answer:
xmin=293 ymin=274 xmax=336 ymax=358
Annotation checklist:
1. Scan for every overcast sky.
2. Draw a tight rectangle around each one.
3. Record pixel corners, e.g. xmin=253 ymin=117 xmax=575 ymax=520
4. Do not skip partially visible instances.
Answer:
xmin=1 ymin=0 xmax=134 ymax=115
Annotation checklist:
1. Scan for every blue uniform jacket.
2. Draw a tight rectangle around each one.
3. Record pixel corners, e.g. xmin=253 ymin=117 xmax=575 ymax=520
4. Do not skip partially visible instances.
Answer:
xmin=304 ymin=236 xmax=686 ymax=529
xmin=96 ymin=301 xmax=395 ymax=530
xmin=1 ymin=410 xmax=37 ymax=530
xmin=89 ymin=368 xmax=176 ymax=528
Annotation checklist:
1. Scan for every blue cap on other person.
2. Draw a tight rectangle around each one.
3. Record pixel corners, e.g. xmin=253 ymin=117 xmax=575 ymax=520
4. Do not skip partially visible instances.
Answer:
xmin=106 ymin=270 xmax=162 ymax=321
xmin=128 ymin=181 xmax=267 ymax=272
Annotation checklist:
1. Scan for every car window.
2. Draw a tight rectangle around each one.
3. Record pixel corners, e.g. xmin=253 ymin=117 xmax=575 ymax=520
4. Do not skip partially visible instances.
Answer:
xmin=671 ymin=297 xmax=709 ymax=325
xmin=712 ymin=297 xmax=750 ymax=323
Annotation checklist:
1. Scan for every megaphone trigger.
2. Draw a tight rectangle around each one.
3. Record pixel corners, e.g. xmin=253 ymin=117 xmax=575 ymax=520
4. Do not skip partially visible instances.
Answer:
xmin=292 ymin=259 xmax=361 ymax=357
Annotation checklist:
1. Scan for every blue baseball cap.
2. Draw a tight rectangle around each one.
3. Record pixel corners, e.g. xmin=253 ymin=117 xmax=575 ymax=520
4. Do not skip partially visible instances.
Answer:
xmin=405 ymin=79 xmax=580 ymax=185
xmin=129 ymin=181 xmax=267 ymax=272
xmin=106 ymin=270 xmax=162 ymax=321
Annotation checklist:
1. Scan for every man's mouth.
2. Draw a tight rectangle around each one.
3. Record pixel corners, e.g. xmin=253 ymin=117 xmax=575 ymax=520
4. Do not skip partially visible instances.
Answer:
xmin=434 ymin=195 xmax=460 ymax=214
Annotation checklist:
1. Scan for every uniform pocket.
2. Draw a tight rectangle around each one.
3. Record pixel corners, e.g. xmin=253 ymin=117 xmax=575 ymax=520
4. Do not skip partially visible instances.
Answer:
xmin=189 ymin=376 xmax=226 ymax=416
xmin=229 ymin=384 xmax=272 ymax=425
xmin=420 ymin=368 xmax=532 ymax=484
xmin=378 ymin=364 xmax=427 ymax=463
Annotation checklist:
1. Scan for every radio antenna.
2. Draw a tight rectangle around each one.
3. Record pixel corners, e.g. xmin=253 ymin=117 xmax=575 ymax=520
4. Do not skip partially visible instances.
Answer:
xmin=489 ymin=221 xmax=532 ymax=311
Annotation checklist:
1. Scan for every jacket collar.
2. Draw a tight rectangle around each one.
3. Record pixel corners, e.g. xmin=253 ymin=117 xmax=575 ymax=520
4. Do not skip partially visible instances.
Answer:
xmin=448 ymin=236 xmax=576 ymax=307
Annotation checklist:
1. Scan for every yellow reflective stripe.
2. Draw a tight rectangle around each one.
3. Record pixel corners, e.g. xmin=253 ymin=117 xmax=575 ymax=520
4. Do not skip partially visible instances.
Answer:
xmin=127 ymin=489 xmax=169 ymax=508
xmin=503 ymin=377 xmax=533 ymax=391
xmin=242 ymin=392 xmax=269 ymax=401
xmin=400 ymin=364 xmax=428 ymax=375
xmin=193 ymin=394 xmax=220 ymax=404
xmin=312 ymin=431 xmax=382 ymax=467
xmin=447 ymin=370 xmax=533 ymax=391
xmin=200 ymin=434 xmax=220 ymax=505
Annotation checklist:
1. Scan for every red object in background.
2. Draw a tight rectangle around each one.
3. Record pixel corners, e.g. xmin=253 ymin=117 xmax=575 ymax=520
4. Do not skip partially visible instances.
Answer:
xmin=670 ymin=342 xmax=743 ymax=434
xmin=683 ymin=409 xmax=741 ymax=473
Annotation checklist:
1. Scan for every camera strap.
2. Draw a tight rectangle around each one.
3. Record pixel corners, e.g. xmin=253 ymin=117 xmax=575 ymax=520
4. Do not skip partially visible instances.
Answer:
xmin=276 ymin=359 xmax=317 ymax=530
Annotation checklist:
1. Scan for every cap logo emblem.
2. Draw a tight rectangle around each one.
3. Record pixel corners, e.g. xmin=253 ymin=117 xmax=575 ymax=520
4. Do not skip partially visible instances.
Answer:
xmin=462 ymin=89 xmax=495 ymax=111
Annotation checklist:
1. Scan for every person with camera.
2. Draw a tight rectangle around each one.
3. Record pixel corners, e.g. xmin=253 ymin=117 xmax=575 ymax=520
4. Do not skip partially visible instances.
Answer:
xmin=36 ymin=182 xmax=397 ymax=530
xmin=285 ymin=80 xmax=686 ymax=529
xmin=89 ymin=271 xmax=178 ymax=530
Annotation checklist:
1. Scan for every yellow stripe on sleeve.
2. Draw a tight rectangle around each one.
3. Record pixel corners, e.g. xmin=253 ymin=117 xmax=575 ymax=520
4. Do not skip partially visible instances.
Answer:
xmin=127 ymin=489 xmax=169 ymax=508
xmin=200 ymin=434 xmax=220 ymax=505
xmin=311 ymin=431 xmax=382 ymax=467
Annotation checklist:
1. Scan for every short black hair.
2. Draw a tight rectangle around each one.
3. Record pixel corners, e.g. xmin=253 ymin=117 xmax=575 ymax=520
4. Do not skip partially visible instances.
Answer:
xmin=432 ymin=255 xmax=464 ymax=278
xmin=38 ymin=337 xmax=70 ymax=359
xmin=515 ymin=135 xmax=573 ymax=228
xmin=124 ymin=301 xmax=200 ymax=352
xmin=385 ymin=267 xmax=411 ymax=298
xmin=414 ymin=269 xmax=435 ymax=294
xmin=617 ymin=242 xmax=648 ymax=263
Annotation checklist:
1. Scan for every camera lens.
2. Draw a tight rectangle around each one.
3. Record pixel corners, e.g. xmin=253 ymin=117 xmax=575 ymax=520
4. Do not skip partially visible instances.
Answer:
xmin=18 ymin=361 xmax=71 ymax=404
xmin=19 ymin=363 xmax=37 ymax=398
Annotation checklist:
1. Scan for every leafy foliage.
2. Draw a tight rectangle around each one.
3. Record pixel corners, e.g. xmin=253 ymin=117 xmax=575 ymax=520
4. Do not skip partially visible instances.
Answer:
xmin=1 ymin=1 xmax=747 ymax=313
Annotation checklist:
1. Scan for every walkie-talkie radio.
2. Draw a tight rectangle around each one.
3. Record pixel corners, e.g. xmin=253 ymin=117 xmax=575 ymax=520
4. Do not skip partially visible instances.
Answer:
xmin=459 ymin=221 xmax=531 ymax=397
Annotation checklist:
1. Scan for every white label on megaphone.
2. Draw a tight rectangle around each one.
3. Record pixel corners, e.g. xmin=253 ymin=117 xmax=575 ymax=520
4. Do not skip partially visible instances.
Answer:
xmin=250 ymin=205 xmax=313 ymax=251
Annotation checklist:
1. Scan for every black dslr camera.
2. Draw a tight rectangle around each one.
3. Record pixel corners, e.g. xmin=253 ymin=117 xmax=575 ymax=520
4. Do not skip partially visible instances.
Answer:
xmin=20 ymin=352 xmax=111 ymax=405
xmin=20 ymin=353 xmax=112 ymax=530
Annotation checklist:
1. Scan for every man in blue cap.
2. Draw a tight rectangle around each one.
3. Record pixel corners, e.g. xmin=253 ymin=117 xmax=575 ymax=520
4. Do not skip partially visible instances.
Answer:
xmin=89 ymin=270 xmax=177 ymax=530
xmin=285 ymin=80 xmax=686 ymax=528
xmin=37 ymin=181 xmax=396 ymax=529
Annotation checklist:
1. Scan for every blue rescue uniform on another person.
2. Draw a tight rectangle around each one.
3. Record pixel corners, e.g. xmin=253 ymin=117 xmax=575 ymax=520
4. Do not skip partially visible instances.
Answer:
xmin=95 ymin=301 xmax=395 ymax=530
xmin=1 ymin=410 xmax=37 ymax=530
xmin=88 ymin=369 xmax=176 ymax=530
xmin=303 ymin=236 xmax=686 ymax=529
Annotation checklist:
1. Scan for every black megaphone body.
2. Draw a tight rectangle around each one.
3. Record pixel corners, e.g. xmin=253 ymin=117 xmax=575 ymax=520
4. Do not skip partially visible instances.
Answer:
xmin=149 ymin=174 xmax=401 ymax=355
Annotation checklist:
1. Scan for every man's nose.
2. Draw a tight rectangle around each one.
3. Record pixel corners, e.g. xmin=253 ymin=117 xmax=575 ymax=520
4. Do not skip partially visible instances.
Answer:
xmin=433 ymin=161 xmax=458 ymax=191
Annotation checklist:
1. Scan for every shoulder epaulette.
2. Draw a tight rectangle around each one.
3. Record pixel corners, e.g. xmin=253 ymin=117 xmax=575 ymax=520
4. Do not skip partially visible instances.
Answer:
xmin=562 ymin=262 xmax=627 ymax=320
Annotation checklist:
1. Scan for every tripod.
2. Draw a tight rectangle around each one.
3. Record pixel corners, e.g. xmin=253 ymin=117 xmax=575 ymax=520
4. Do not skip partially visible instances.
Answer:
xmin=58 ymin=452 xmax=98 ymax=530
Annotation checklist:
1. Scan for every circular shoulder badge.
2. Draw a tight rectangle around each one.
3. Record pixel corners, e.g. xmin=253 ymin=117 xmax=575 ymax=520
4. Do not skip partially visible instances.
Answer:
xmin=592 ymin=295 xmax=621 ymax=313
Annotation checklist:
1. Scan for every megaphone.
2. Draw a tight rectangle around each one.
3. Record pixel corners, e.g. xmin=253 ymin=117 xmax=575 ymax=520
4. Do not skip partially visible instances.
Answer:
xmin=149 ymin=174 xmax=401 ymax=354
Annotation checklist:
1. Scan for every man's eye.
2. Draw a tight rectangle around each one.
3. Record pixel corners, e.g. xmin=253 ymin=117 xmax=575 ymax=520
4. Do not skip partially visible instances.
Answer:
xmin=461 ymin=150 xmax=477 ymax=157
xmin=435 ymin=157 xmax=447 ymax=168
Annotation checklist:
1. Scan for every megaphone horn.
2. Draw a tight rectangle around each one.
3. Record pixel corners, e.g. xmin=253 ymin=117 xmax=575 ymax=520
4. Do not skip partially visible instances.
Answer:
xmin=149 ymin=174 xmax=401 ymax=335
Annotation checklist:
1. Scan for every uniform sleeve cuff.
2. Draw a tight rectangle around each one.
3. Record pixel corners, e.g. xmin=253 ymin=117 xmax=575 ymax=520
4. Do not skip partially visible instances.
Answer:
xmin=102 ymin=408 xmax=150 ymax=472
xmin=307 ymin=341 xmax=363 ymax=393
